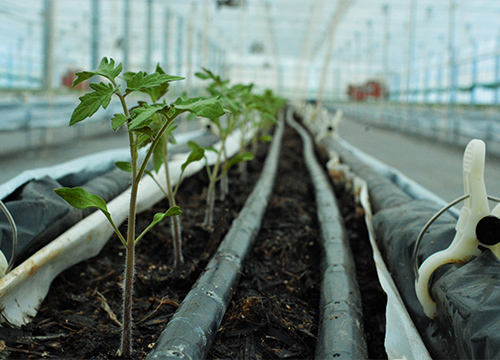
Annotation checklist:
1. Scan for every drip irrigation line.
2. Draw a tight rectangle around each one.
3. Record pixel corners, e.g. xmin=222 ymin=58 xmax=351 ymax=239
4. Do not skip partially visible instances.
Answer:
xmin=147 ymin=113 xmax=285 ymax=360
xmin=286 ymin=111 xmax=368 ymax=359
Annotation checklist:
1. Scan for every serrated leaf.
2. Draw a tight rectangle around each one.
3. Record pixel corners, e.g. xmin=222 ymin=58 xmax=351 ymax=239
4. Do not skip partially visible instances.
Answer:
xmin=73 ymin=57 xmax=122 ymax=87
xmin=70 ymin=82 xmax=116 ymax=126
xmin=54 ymin=187 xmax=110 ymax=215
xmin=126 ymin=71 xmax=184 ymax=92
xmin=111 ymin=113 xmax=128 ymax=130
xmin=225 ymin=151 xmax=254 ymax=172
xmin=115 ymin=161 xmax=132 ymax=172
xmin=122 ymin=71 xmax=137 ymax=81
xmin=129 ymin=103 xmax=166 ymax=130
xmin=170 ymin=97 xmax=225 ymax=119
xmin=181 ymin=148 xmax=205 ymax=172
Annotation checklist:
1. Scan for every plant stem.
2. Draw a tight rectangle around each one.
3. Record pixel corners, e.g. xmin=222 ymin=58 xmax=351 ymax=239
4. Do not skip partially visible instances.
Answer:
xmin=121 ymin=178 xmax=138 ymax=357
xmin=204 ymin=139 xmax=225 ymax=228
xmin=115 ymin=89 xmax=136 ymax=358
xmin=164 ymin=144 xmax=183 ymax=267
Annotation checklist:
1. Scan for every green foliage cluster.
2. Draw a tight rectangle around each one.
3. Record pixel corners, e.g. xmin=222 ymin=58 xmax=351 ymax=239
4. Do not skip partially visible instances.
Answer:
xmin=54 ymin=58 xmax=285 ymax=357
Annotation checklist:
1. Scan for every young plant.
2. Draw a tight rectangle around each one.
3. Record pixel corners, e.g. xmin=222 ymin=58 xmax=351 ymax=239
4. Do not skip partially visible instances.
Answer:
xmin=123 ymin=64 xmax=206 ymax=267
xmin=234 ymin=88 xmax=284 ymax=177
xmin=54 ymin=58 xmax=224 ymax=357
xmin=194 ymin=69 xmax=255 ymax=227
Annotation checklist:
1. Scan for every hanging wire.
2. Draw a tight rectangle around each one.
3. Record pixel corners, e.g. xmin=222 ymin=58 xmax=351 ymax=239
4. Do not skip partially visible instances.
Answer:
xmin=413 ymin=194 xmax=500 ymax=279
xmin=0 ymin=199 xmax=17 ymax=274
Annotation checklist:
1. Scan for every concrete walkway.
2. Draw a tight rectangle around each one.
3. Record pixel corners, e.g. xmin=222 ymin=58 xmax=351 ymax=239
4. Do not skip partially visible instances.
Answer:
xmin=337 ymin=116 xmax=500 ymax=204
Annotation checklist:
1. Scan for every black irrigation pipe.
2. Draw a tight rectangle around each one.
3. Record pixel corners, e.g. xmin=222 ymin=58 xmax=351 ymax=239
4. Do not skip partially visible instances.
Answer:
xmin=147 ymin=114 xmax=285 ymax=360
xmin=286 ymin=112 xmax=368 ymax=359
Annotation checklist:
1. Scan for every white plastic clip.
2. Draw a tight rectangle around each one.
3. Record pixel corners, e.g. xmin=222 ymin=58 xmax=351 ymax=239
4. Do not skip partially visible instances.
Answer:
xmin=315 ymin=109 xmax=343 ymax=143
xmin=415 ymin=139 xmax=500 ymax=318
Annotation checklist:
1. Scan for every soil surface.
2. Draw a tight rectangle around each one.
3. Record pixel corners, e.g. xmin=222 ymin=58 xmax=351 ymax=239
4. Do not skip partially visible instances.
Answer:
xmin=2 ymin=119 xmax=387 ymax=359
xmin=2 ymin=141 xmax=270 ymax=359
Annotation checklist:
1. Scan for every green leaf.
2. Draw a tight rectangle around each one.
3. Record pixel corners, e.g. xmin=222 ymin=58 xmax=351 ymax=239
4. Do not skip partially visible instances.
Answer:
xmin=135 ymin=206 xmax=182 ymax=244
xmin=126 ymin=71 xmax=184 ymax=93
xmin=170 ymin=97 xmax=225 ymax=119
xmin=181 ymin=148 xmax=205 ymax=172
xmin=152 ymin=135 xmax=166 ymax=173
xmin=187 ymin=140 xmax=202 ymax=151
xmin=54 ymin=187 xmax=110 ymax=215
xmin=70 ymin=82 xmax=116 ymax=126
xmin=195 ymin=67 xmax=218 ymax=81
xmin=194 ymin=71 xmax=210 ymax=80
xmin=262 ymin=112 xmax=278 ymax=124
xmin=205 ymin=146 xmax=219 ymax=154
xmin=111 ymin=113 xmax=128 ymax=130
xmin=115 ymin=161 xmax=132 ymax=172
xmin=225 ymin=151 xmax=254 ymax=172
xmin=73 ymin=57 xmax=122 ymax=87
xmin=129 ymin=103 xmax=166 ymax=130
xmin=258 ymin=134 xmax=273 ymax=142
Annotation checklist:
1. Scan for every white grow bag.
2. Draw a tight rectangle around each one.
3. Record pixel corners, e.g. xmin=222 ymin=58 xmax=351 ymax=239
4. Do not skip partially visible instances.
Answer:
xmin=0 ymin=129 xmax=244 ymax=327
xmin=296 ymin=102 xmax=433 ymax=359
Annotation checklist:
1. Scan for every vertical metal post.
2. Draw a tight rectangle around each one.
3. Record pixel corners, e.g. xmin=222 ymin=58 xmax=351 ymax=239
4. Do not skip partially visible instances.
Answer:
xmin=406 ymin=0 xmax=416 ymax=102
xmin=123 ymin=0 xmax=130 ymax=72
xmin=470 ymin=33 xmax=477 ymax=105
xmin=465 ymin=24 xmax=478 ymax=105
xmin=177 ymin=16 xmax=184 ymax=75
xmin=163 ymin=8 xmax=170 ymax=70
xmin=382 ymin=4 xmax=390 ymax=92
xmin=437 ymin=56 xmax=444 ymax=103
xmin=448 ymin=0 xmax=457 ymax=104
xmin=365 ymin=19 xmax=372 ymax=80
xmin=424 ymin=50 xmax=431 ymax=103
xmin=495 ymin=29 xmax=500 ymax=105
xmin=146 ymin=0 xmax=153 ymax=72
xmin=354 ymin=31 xmax=360 ymax=83
xmin=197 ymin=30 xmax=203 ymax=70
xmin=423 ymin=7 xmax=433 ymax=103
xmin=90 ymin=0 xmax=100 ymax=70
xmin=42 ymin=0 xmax=55 ymax=90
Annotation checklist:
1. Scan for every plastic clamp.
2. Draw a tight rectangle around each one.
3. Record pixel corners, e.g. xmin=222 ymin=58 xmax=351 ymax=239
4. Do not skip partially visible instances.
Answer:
xmin=415 ymin=139 xmax=500 ymax=318
xmin=315 ymin=109 xmax=343 ymax=143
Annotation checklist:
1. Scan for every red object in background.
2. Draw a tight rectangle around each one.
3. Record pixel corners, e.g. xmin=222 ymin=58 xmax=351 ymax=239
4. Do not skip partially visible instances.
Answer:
xmin=61 ymin=70 xmax=89 ymax=90
xmin=347 ymin=80 xmax=387 ymax=101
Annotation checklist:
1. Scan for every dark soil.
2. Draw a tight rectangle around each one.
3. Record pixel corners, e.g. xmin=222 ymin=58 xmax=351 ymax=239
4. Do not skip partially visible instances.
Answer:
xmin=207 ymin=126 xmax=322 ymax=360
xmin=2 ymin=120 xmax=387 ymax=359
xmin=2 ymin=142 xmax=270 ymax=360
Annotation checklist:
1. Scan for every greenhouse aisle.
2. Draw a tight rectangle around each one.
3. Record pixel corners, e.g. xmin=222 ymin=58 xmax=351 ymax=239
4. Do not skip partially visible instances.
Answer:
xmin=337 ymin=114 xmax=500 ymax=204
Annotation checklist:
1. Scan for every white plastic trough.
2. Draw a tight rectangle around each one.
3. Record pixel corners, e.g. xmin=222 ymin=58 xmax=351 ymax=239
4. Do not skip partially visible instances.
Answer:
xmin=296 ymin=102 xmax=432 ymax=360
xmin=0 ymin=129 xmax=244 ymax=327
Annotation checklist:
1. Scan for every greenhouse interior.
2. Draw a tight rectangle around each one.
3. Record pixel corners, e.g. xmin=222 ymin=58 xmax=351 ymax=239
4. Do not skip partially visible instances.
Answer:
xmin=1 ymin=0 xmax=500 ymax=359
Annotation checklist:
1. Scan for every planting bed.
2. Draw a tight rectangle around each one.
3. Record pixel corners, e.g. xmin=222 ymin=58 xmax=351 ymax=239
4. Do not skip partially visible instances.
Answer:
xmin=207 ymin=124 xmax=387 ymax=359
xmin=1 ymin=114 xmax=387 ymax=359
xmin=1 ymin=140 xmax=269 ymax=359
